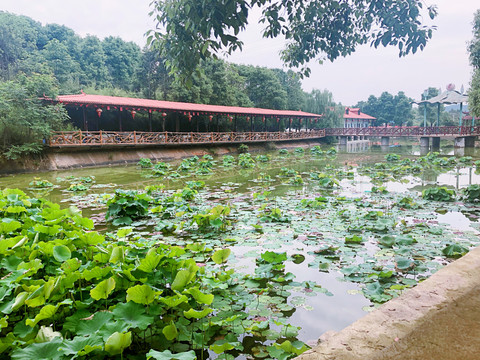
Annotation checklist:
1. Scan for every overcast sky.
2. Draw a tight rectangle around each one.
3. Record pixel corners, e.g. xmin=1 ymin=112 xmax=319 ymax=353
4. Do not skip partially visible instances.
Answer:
xmin=1 ymin=0 xmax=479 ymax=106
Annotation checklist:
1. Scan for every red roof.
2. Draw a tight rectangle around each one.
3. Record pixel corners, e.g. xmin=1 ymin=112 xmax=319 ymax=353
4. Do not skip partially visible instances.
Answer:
xmin=51 ymin=93 xmax=322 ymax=119
xmin=344 ymin=107 xmax=375 ymax=120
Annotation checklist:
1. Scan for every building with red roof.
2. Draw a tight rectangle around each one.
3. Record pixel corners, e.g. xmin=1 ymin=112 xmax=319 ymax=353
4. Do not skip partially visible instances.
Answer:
xmin=343 ymin=108 xmax=375 ymax=128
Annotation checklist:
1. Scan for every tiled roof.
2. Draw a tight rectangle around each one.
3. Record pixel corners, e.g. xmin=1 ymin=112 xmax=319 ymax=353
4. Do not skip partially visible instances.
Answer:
xmin=344 ymin=107 xmax=376 ymax=120
xmin=50 ymin=93 xmax=322 ymax=119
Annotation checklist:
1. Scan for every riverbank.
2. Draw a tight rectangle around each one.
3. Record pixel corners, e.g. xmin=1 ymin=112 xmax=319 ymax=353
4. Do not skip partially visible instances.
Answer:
xmin=0 ymin=139 xmax=325 ymax=175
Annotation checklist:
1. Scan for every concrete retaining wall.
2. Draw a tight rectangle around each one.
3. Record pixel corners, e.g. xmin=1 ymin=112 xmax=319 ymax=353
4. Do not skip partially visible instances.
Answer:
xmin=296 ymin=246 xmax=480 ymax=360
xmin=0 ymin=140 xmax=324 ymax=175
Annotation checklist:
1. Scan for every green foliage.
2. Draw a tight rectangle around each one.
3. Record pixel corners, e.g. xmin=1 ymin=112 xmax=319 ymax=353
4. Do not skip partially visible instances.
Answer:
xmin=384 ymin=153 xmax=401 ymax=162
xmin=29 ymin=178 xmax=54 ymax=188
xmin=0 ymin=189 xmax=312 ymax=359
xmin=238 ymin=143 xmax=249 ymax=154
xmin=463 ymin=184 xmax=480 ymax=202
xmin=442 ymin=244 xmax=469 ymax=258
xmin=356 ymin=91 xmax=415 ymax=126
xmin=238 ymin=153 xmax=255 ymax=168
xmin=0 ymin=73 xmax=69 ymax=159
xmin=105 ymin=190 xmax=152 ymax=225
xmin=422 ymin=187 xmax=456 ymax=202
xmin=138 ymin=158 xmax=153 ymax=168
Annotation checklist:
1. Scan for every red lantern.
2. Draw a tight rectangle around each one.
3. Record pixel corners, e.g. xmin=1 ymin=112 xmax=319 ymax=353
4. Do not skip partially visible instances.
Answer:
xmin=96 ymin=108 xmax=102 ymax=117
xmin=246 ymin=116 xmax=250 ymax=122
xmin=209 ymin=115 xmax=213 ymax=122
xmin=228 ymin=115 xmax=232 ymax=122
xmin=188 ymin=113 xmax=192 ymax=121
xmin=161 ymin=112 xmax=167 ymax=117
xmin=276 ymin=117 xmax=279 ymax=123
xmin=262 ymin=116 xmax=265 ymax=123
xmin=131 ymin=110 xmax=136 ymax=119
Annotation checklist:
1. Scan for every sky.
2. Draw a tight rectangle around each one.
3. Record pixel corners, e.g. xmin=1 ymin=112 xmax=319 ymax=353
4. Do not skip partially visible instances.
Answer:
xmin=1 ymin=0 xmax=479 ymax=106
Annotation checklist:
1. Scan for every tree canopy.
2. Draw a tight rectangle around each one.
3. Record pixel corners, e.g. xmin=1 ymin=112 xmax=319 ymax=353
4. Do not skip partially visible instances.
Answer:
xmin=355 ymin=91 xmax=414 ymax=126
xmin=469 ymin=9 xmax=480 ymax=117
xmin=148 ymin=0 xmax=437 ymax=80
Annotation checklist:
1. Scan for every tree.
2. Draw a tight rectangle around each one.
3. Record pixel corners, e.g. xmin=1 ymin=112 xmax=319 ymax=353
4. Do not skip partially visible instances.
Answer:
xmin=42 ymin=39 xmax=81 ymax=93
xmin=469 ymin=10 xmax=480 ymax=117
xmin=304 ymin=89 xmax=342 ymax=128
xmin=272 ymin=69 xmax=305 ymax=111
xmin=0 ymin=12 xmax=43 ymax=80
xmin=78 ymin=35 xmax=110 ymax=89
xmin=237 ymin=65 xmax=287 ymax=109
xmin=103 ymin=36 xmax=141 ymax=90
xmin=149 ymin=0 xmax=438 ymax=80
xmin=355 ymin=91 xmax=414 ymax=126
xmin=0 ymin=73 xmax=70 ymax=159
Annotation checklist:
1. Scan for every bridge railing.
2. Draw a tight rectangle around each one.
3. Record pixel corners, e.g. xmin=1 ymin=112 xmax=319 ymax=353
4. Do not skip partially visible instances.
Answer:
xmin=48 ymin=129 xmax=326 ymax=147
xmin=325 ymin=126 xmax=480 ymax=137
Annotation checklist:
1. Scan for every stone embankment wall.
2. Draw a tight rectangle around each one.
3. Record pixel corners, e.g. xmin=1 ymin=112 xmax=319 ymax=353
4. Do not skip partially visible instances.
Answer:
xmin=0 ymin=140 xmax=323 ymax=175
xmin=296 ymin=246 xmax=480 ymax=360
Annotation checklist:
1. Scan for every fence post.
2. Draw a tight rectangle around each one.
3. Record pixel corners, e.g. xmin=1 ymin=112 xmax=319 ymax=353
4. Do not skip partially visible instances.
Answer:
xmin=134 ymin=131 xmax=137 ymax=144
xmin=79 ymin=130 xmax=82 ymax=145
xmin=100 ymin=130 xmax=103 ymax=144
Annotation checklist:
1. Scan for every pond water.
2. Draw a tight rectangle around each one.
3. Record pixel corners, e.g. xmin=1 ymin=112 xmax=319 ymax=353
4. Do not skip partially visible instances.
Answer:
xmin=2 ymin=140 xmax=480 ymax=358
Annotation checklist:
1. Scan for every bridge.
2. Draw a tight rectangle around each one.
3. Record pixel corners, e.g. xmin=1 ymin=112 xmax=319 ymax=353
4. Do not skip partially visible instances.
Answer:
xmin=48 ymin=126 xmax=479 ymax=148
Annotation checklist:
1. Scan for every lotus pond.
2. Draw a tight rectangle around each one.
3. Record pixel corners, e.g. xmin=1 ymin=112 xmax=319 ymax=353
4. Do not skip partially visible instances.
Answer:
xmin=1 ymin=144 xmax=480 ymax=360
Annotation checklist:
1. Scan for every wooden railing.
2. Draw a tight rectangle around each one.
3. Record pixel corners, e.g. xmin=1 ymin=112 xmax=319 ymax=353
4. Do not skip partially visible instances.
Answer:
xmin=48 ymin=130 xmax=326 ymax=147
xmin=326 ymin=126 xmax=480 ymax=137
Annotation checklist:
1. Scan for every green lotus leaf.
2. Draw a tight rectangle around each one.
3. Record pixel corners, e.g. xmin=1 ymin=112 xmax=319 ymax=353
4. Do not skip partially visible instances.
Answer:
xmin=184 ymin=308 xmax=212 ymax=319
xmin=212 ymin=249 xmax=231 ymax=264
xmin=442 ymin=244 xmax=469 ymax=258
xmin=126 ymin=284 xmax=157 ymax=305
xmin=58 ymin=335 xmax=103 ymax=357
xmin=162 ymin=320 xmax=178 ymax=340
xmin=104 ymin=331 xmax=132 ymax=356
xmin=160 ymin=294 xmax=188 ymax=308
xmin=147 ymin=349 xmax=196 ymax=360
xmin=26 ymin=304 xmax=57 ymax=327
xmin=90 ymin=277 xmax=115 ymax=300
xmin=171 ymin=268 xmax=198 ymax=292
xmin=11 ymin=338 xmax=63 ymax=360
xmin=53 ymin=245 xmax=71 ymax=262
xmin=185 ymin=287 xmax=214 ymax=305
xmin=112 ymin=302 xmax=154 ymax=331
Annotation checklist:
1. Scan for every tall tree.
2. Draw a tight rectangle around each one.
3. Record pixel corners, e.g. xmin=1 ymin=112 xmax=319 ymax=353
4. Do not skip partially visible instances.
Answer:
xmin=149 ymin=0 xmax=437 ymax=80
xmin=238 ymin=66 xmax=287 ymax=109
xmin=469 ymin=10 xmax=480 ymax=117
xmin=103 ymin=36 xmax=141 ymax=90
xmin=356 ymin=91 xmax=414 ymax=126
xmin=41 ymin=39 xmax=81 ymax=93
xmin=303 ymin=89 xmax=342 ymax=128
xmin=272 ymin=69 xmax=305 ymax=111
xmin=0 ymin=12 xmax=43 ymax=80
xmin=78 ymin=35 xmax=110 ymax=89
xmin=0 ymin=73 xmax=69 ymax=159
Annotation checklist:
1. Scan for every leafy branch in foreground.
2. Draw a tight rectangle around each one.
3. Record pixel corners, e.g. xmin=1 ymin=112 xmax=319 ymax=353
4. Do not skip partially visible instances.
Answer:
xmin=148 ymin=0 xmax=437 ymax=80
